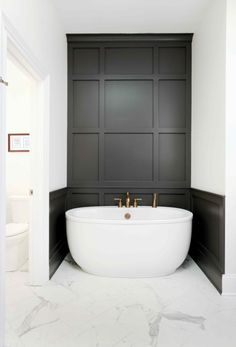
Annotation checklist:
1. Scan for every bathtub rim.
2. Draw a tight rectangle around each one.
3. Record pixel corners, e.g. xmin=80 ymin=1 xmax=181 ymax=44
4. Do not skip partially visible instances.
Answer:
xmin=66 ymin=206 xmax=193 ymax=225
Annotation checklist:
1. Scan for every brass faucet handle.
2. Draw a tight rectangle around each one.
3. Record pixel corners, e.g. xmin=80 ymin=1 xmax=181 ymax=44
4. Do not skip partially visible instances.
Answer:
xmin=114 ymin=197 xmax=122 ymax=208
xmin=133 ymin=198 xmax=142 ymax=208
xmin=152 ymin=193 xmax=158 ymax=208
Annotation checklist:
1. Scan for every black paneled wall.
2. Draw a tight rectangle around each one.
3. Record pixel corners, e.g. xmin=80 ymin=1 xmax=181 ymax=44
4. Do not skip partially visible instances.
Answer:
xmin=49 ymin=188 xmax=68 ymax=278
xmin=67 ymin=34 xmax=192 ymax=208
xmin=190 ymin=189 xmax=225 ymax=293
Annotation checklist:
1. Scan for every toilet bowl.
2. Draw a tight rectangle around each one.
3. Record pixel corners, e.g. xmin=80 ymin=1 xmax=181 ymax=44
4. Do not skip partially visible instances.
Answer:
xmin=6 ymin=195 xmax=29 ymax=272
xmin=6 ymin=223 xmax=29 ymax=271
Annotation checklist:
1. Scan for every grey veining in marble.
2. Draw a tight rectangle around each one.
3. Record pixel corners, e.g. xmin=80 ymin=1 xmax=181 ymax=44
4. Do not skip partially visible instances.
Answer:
xmin=5 ymin=256 xmax=236 ymax=347
xmin=17 ymin=293 xmax=59 ymax=337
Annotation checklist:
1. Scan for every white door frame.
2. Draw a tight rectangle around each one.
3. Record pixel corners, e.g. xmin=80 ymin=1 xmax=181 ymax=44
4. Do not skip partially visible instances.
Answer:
xmin=0 ymin=11 xmax=50 ymax=345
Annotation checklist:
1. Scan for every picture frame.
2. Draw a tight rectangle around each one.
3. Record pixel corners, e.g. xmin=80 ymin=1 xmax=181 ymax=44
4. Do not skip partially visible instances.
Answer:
xmin=8 ymin=133 xmax=30 ymax=152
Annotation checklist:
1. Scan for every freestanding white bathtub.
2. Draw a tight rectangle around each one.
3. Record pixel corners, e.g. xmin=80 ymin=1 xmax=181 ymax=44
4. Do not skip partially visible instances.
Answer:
xmin=66 ymin=206 xmax=193 ymax=277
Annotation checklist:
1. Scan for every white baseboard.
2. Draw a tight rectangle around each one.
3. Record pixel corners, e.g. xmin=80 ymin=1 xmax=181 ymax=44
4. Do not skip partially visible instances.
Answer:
xmin=222 ymin=274 xmax=236 ymax=295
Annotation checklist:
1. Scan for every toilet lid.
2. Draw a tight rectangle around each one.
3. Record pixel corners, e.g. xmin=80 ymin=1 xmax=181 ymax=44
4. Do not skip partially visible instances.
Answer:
xmin=6 ymin=223 xmax=28 ymax=237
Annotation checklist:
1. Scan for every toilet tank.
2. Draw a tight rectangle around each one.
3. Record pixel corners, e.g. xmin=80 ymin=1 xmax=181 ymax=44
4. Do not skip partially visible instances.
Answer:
xmin=9 ymin=195 xmax=29 ymax=223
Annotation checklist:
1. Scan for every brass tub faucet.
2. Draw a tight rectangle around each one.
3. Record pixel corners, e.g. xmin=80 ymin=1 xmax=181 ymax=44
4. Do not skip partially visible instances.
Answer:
xmin=114 ymin=193 xmax=143 ymax=208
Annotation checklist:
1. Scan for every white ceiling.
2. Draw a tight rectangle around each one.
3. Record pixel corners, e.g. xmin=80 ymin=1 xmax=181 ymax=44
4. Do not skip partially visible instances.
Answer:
xmin=52 ymin=0 xmax=212 ymax=34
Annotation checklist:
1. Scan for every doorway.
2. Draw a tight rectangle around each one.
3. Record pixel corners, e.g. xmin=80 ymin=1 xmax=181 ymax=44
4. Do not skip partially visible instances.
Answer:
xmin=5 ymin=55 xmax=36 ymax=275
xmin=0 ymin=14 xmax=50 ymax=346
xmin=3 ymin=31 xmax=50 ymax=285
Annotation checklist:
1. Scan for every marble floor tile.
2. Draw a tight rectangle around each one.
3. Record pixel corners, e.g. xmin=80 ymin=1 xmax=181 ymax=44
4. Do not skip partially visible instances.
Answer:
xmin=5 ymin=256 xmax=236 ymax=347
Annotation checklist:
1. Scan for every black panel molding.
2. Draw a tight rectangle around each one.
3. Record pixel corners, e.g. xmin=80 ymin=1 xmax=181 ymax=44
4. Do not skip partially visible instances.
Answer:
xmin=67 ymin=34 xmax=192 ymax=201
xmin=190 ymin=188 xmax=225 ymax=293
xmin=49 ymin=188 xmax=68 ymax=278
xmin=67 ymin=34 xmax=193 ymax=42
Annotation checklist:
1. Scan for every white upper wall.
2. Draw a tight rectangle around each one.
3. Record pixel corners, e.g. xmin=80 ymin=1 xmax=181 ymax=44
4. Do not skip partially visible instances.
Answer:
xmin=0 ymin=0 xmax=67 ymax=191
xmin=0 ymin=0 xmax=226 ymax=196
xmin=224 ymin=0 xmax=236 ymax=274
xmin=53 ymin=0 xmax=211 ymax=33
xmin=191 ymin=0 xmax=226 ymax=195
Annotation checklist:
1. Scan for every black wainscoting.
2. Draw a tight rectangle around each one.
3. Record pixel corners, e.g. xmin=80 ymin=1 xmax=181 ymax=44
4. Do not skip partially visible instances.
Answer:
xmin=190 ymin=188 xmax=225 ymax=293
xmin=49 ymin=188 xmax=68 ymax=278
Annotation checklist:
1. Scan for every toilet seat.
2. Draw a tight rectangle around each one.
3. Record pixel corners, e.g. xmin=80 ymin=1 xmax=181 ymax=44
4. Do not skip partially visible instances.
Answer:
xmin=6 ymin=223 xmax=29 ymax=237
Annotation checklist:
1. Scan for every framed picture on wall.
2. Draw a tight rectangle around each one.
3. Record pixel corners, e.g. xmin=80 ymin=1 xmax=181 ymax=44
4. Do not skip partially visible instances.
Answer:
xmin=8 ymin=133 xmax=30 ymax=152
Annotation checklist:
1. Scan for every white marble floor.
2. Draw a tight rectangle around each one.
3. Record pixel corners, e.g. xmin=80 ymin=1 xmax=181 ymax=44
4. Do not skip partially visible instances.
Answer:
xmin=5 ymin=255 xmax=236 ymax=347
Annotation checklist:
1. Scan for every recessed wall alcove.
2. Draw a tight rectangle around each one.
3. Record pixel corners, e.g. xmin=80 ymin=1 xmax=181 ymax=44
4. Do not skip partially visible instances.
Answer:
xmin=49 ymin=34 xmax=225 ymax=292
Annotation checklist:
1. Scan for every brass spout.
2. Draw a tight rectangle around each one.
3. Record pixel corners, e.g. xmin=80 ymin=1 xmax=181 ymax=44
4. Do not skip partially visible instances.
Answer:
xmin=125 ymin=192 xmax=130 ymax=208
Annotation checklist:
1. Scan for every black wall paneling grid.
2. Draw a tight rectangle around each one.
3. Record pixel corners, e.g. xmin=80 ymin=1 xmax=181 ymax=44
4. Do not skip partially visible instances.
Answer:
xmin=67 ymin=34 xmax=192 ymax=208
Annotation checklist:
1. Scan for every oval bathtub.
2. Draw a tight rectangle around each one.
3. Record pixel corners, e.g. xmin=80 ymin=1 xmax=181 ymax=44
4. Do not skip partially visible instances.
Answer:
xmin=66 ymin=206 xmax=193 ymax=277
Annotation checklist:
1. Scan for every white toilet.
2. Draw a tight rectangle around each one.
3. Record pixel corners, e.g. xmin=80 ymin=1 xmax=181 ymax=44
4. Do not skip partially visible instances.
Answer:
xmin=6 ymin=195 xmax=29 ymax=271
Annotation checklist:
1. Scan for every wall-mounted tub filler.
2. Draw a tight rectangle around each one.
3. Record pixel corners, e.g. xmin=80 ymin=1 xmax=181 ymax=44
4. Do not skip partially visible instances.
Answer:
xmin=6 ymin=196 xmax=29 ymax=271
xmin=66 ymin=206 xmax=193 ymax=278
xmin=114 ymin=192 xmax=153 ymax=208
